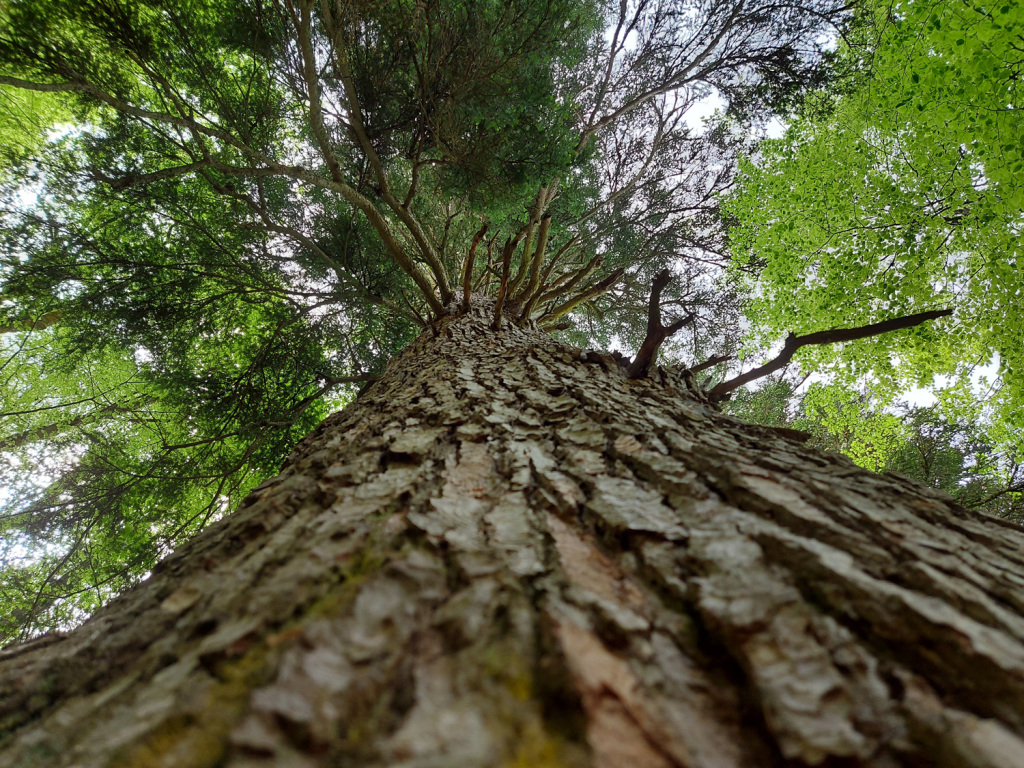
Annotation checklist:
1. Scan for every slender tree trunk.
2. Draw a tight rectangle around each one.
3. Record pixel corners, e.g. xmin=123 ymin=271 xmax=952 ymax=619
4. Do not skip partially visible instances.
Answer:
xmin=3 ymin=298 xmax=1024 ymax=768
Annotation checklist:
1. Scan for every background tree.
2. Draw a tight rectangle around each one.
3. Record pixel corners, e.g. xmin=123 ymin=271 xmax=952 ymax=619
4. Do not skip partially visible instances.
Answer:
xmin=726 ymin=376 xmax=1024 ymax=521
xmin=724 ymin=0 xmax=1024 ymax=463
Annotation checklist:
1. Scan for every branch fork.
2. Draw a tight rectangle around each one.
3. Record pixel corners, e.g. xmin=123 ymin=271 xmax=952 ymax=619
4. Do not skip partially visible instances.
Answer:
xmin=627 ymin=269 xmax=694 ymax=379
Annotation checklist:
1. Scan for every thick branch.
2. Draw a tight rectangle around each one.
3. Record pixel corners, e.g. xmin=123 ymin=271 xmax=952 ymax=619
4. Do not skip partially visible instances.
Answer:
xmin=537 ymin=235 xmax=580 ymax=289
xmin=627 ymin=270 xmax=694 ymax=379
xmin=492 ymin=238 xmax=516 ymax=331
xmin=291 ymin=0 xmax=347 ymax=186
xmin=709 ymin=309 xmax=954 ymax=399
xmin=507 ymin=186 xmax=554 ymax=299
xmin=515 ymin=214 xmax=552 ymax=318
xmin=539 ymin=268 xmax=625 ymax=328
xmin=462 ymin=224 xmax=488 ymax=312
xmin=201 ymin=173 xmax=420 ymax=324
xmin=325 ymin=23 xmax=452 ymax=303
xmin=687 ymin=354 xmax=733 ymax=375
xmin=0 ymin=73 xmax=444 ymax=316
xmin=530 ymin=254 xmax=602 ymax=314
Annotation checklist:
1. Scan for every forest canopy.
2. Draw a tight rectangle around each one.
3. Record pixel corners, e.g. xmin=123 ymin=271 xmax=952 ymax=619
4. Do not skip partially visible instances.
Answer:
xmin=726 ymin=0 xmax=1024 ymax=504
xmin=0 ymin=0 xmax=1018 ymax=641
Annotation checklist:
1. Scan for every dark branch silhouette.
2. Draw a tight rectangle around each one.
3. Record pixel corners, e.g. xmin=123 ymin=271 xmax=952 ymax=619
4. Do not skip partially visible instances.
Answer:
xmin=462 ymin=224 xmax=488 ymax=312
xmin=627 ymin=269 xmax=694 ymax=378
xmin=687 ymin=353 xmax=733 ymax=375
xmin=708 ymin=309 xmax=953 ymax=399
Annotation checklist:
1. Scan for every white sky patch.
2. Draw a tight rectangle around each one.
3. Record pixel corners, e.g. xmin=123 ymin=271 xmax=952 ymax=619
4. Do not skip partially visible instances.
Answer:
xmin=900 ymin=357 xmax=1002 ymax=407
xmin=683 ymin=92 xmax=726 ymax=133
xmin=763 ymin=116 xmax=787 ymax=139
xmin=15 ymin=183 xmax=41 ymax=211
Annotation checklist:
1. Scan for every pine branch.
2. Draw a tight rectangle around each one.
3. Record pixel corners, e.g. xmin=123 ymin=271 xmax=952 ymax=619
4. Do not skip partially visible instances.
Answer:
xmin=320 ymin=4 xmax=452 ymax=303
xmin=530 ymin=255 xmax=603 ymax=315
xmin=539 ymin=268 xmax=625 ymax=327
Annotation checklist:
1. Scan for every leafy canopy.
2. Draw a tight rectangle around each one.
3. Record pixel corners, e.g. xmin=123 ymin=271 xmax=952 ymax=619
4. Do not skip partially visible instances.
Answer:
xmin=726 ymin=0 xmax=1024 ymax=453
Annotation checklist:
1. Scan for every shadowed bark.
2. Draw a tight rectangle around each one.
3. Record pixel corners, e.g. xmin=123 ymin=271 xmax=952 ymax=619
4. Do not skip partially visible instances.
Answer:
xmin=1 ymin=299 xmax=1023 ymax=768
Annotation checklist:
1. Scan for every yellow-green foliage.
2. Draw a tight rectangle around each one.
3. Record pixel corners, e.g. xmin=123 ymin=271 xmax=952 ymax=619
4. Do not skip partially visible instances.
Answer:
xmin=0 ymin=87 xmax=70 ymax=161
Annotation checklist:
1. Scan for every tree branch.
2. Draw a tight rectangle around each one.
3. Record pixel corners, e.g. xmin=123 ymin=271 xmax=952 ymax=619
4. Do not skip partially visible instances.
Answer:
xmin=199 ymin=172 xmax=420 ymax=323
xmin=322 ymin=11 xmax=453 ymax=303
xmin=492 ymin=237 xmax=516 ymax=330
xmin=507 ymin=186 xmax=551 ymax=299
xmin=686 ymin=353 xmax=733 ymax=374
xmin=515 ymin=214 xmax=552 ymax=318
xmin=290 ymin=0 xmax=347 ymax=186
xmin=462 ymin=223 xmax=488 ymax=312
xmin=539 ymin=268 xmax=625 ymax=327
xmin=530 ymin=254 xmax=602 ymax=314
xmin=709 ymin=309 xmax=954 ymax=399
xmin=627 ymin=269 xmax=694 ymax=378
xmin=0 ymin=72 xmax=445 ymax=316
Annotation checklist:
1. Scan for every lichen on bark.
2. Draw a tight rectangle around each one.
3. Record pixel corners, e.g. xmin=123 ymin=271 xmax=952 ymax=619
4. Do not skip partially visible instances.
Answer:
xmin=2 ymin=298 xmax=1024 ymax=767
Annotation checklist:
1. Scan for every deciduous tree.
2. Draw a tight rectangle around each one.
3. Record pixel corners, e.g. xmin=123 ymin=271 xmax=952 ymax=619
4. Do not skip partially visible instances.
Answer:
xmin=726 ymin=0 xmax=1024 ymax=452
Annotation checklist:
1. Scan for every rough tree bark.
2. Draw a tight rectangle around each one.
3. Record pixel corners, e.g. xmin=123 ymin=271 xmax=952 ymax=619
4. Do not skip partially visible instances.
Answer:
xmin=3 ymin=299 xmax=1024 ymax=768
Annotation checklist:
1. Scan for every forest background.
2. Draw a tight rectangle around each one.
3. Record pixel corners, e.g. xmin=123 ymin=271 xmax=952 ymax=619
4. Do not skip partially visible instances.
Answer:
xmin=0 ymin=0 xmax=1021 ymax=642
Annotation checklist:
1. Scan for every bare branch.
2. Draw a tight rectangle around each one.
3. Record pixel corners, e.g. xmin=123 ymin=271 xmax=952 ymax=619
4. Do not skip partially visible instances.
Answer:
xmin=291 ymin=0 xmax=347 ymax=185
xmin=686 ymin=353 xmax=733 ymax=374
xmin=515 ymin=214 xmax=552 ymax=317
xmin=539 ymin=268 xmax=625 ymax=327
xmin=709 ymin=309 xmax=954 ymax=399
xmin=507 ymin=186 xmax=553 ymax=298
xmin=492 ymin=238 xmax=516 ymax=330
xmin=462 ymin=223 xmax=488 ymax=312
xmin=627 ymin=269 xmax=694 ymax=378
xmin=530 ymin=254 xmax=603 ymax=314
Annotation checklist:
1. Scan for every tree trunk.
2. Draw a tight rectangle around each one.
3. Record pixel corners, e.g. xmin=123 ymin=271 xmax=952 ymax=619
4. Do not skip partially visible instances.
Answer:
xmin=3 ymin=299 xmax=1024 ymax=768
